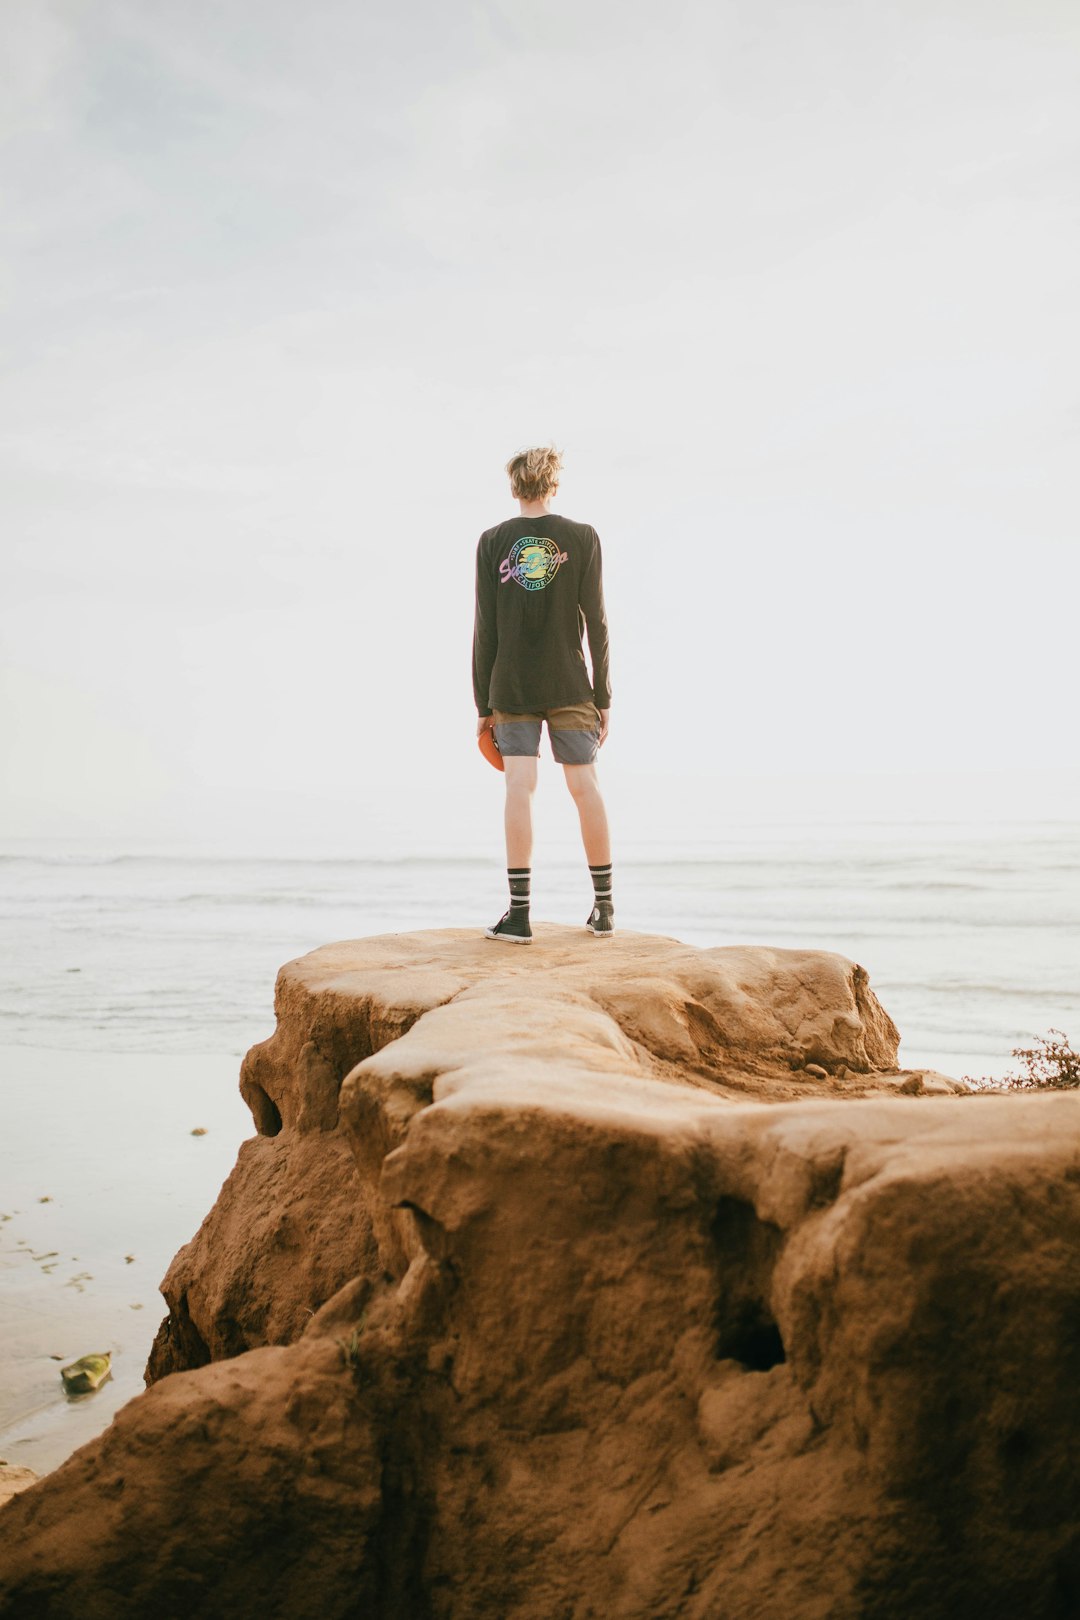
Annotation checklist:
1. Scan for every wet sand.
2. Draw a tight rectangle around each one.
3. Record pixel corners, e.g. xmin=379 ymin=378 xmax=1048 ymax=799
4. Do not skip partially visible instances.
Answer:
xmin=0 ymin=1046 xmax=250 ymax=1476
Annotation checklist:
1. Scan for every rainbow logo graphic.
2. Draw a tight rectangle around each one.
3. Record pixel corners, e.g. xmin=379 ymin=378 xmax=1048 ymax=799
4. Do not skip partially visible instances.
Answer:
xmin=499 ymin=536 xmax=568 ymax=591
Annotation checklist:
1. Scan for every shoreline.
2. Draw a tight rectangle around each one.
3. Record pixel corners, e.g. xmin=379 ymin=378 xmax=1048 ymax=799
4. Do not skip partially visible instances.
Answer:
xmin=0 ymin=1046 xmax=250 ymax=1477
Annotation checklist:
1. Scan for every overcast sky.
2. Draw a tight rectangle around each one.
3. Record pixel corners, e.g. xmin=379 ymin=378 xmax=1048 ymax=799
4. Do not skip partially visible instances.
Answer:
xmin=2 ymin=0 xmax=1077 ymax=852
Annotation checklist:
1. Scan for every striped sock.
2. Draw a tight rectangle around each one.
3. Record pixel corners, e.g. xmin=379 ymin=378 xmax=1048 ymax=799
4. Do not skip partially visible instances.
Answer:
xmin=589 ymin=863 xmax=613 ymax=909
xmin=508 ymin=867 xmax=531 ymax=919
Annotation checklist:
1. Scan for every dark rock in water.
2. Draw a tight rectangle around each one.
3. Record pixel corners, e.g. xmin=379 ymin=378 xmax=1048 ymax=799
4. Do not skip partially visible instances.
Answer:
xmin=60 ymin=1353 xmax=112 ymax=1395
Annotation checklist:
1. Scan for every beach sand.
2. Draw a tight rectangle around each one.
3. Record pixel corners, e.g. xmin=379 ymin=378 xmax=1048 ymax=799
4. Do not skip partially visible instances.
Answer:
xmin=0 ymin=1046 xmax=250 ymax=1476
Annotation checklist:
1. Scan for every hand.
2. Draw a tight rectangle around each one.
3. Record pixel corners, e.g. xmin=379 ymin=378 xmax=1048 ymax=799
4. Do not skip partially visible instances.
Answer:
xmin=598 ymin=708 xmax=610 ymax=746
xmin=477 ymin=715 xmax=494 ymax=737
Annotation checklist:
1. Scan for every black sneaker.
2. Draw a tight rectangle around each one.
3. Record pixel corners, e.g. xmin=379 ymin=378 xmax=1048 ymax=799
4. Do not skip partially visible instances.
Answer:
xmin=586 ymin=902 xmax=614 ymax=937
xmin=485 ymin=909 xmax=533 ymax=944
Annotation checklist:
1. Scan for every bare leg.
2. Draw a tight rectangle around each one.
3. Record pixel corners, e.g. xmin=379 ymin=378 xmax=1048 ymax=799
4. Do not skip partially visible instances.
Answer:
xmin=562 ymin=761 xmax=611 ymax=866
xmin=503 ymin=755 xmax=538 ymax=868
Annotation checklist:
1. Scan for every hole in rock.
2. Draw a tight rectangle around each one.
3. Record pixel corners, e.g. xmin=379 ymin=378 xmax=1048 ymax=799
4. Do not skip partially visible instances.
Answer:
xmin=711 ymin=1195 xmax=786 ymax=1371
xmin=247 ymin=1082 xmax=282 ymax=1137
xmin=722 ymin=1310 xmax=786 ymax=1372
xmin=1000 ymin=1427 xmax=1035 ymax=1467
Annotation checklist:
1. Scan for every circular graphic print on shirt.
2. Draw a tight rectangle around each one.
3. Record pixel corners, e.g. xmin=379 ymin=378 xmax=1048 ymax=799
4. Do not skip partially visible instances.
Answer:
xmin=500 ymin=535 xmax=568 ymax=591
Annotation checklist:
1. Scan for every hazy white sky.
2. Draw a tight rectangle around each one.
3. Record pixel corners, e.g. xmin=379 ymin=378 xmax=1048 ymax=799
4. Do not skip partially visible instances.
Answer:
xmin=2 ymin=0 xmax=1078 ymax=850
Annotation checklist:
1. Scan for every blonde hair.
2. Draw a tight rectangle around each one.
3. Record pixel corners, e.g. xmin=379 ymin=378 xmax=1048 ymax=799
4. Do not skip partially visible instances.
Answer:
xmin=505 ymin=445 xmax=563 ymax=502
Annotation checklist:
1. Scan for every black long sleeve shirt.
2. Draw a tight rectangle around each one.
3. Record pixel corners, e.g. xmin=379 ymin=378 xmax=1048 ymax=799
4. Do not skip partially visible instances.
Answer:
xmin=472 ymin=513 xmax=611 ymax=717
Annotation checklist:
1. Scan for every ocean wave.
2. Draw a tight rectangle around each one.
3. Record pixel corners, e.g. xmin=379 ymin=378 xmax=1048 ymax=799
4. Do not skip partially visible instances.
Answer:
xmin=882 ymin=983 xmax=1080 ymax=1001
xmin=0 ymin=852 xmax=496 ymax=870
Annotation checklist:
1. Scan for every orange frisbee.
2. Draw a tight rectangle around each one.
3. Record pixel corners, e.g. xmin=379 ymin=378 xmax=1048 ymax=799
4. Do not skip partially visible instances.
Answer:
xmin=478 ymin=728 xmax=504 ymax=771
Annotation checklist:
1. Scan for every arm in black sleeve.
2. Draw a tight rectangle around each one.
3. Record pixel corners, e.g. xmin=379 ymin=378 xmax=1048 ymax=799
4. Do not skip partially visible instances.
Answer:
xmin=581 ymin=528 xmax=611 ymax=709
xmin=472 ymin=538 xmax=497 ymax=716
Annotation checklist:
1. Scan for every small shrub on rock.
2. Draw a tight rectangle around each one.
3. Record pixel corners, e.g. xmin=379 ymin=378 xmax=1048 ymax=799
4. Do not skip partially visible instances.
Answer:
xmin=964 ymin=1029 xmax=1080 ymax=1092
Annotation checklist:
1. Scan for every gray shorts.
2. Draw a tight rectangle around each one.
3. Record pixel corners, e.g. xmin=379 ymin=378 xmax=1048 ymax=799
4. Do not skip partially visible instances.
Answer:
xmin=492 ymin=701 xmax=601 ymax=765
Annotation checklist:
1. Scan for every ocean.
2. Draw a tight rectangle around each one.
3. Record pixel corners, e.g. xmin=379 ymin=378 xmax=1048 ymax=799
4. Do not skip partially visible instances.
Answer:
xmin=1 ymin=824 xmax=1077 ymax=1477
xmin=2 ymin=824 xmax=1078 ymax=1074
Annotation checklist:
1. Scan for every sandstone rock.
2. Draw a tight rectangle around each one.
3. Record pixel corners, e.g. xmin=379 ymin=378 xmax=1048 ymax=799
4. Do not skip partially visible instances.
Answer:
xmin=906 ymin=1067 xmax=971 ymax=1095
xmin=147 ymin=929 xmax=902 ymax=1378
xmin=147 ymin=937 xmax=463 ymax=1379
xmin=2 ymin=928 xmax=1075 ymax=1620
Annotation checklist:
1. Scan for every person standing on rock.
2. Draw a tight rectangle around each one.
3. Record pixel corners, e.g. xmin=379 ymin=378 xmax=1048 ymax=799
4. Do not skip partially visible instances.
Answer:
xmin=469 ymin=447 xmax=612 ymax=946
xmin=472 ymin=445 xmax=613 ymax=944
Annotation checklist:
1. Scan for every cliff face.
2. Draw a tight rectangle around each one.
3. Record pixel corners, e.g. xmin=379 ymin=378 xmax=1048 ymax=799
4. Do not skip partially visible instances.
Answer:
xmin=2 ymin=928 xmax=1076 ymax=1620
